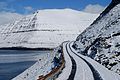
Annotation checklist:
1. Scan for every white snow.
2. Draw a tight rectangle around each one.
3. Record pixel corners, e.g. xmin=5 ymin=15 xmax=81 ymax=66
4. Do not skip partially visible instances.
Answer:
xmin=70 ymin=42 xmax=120 ymax=80
xmin=56 ymin=42 xmax=72 ymax=80
xmin=75 ymin=4 xmax=120 ymax=50
xmin=12 ymin=51 xmax=55 ymax=80
xmin=0 ymin=9 xmax=98 ymax=48
xmin=66 ymin=42 xmax=94 ymax=80
xmin=56 ymin=42 xmax=120 ymax=80
xmin=74 ymin=3 xmax=120 ymax=75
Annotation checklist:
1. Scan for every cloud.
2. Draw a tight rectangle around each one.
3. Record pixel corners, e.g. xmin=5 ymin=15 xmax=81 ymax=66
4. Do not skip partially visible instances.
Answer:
xmin=83 ymin=4 xmax=105 ymax=14
xmin=0 ymin=2 xmax=15 ymax=12
xmin=0 ymin=12 xmax=23 ymax=25
xmin=0 ymin=1 xmax=23 ymax=25
xmin=0 ymin=2 xmax=8 ymax=11
xmin=0 ymin=1 xmax=27 ymax=25
xmin=24 ymin=6 xmax=33 ymax=11
xmin=24 ymin=6 xmax=34 ymax=14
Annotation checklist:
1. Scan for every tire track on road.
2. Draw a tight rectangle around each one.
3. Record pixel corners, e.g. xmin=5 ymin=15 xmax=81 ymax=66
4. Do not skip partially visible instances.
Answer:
xmin=68 ymin=42 xmax=103 ymax=80
xmin=65 ymin=43 xmax=77 ymax=80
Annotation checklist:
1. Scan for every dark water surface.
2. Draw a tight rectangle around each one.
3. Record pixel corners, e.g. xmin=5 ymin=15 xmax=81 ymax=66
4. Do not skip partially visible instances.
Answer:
xmin=0 ymin=50 xmax=50 ymax=80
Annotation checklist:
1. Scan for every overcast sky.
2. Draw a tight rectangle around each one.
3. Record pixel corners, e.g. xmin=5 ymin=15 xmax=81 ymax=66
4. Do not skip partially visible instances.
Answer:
xmin=0 ymin=0 xmax=111 ymax=25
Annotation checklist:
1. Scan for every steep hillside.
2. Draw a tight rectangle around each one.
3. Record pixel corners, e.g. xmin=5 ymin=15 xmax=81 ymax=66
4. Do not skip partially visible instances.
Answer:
xmin=0 ymin=9 xmax=98 ymax=48
xmin=73 ymin=0 xmax=120 ymax=75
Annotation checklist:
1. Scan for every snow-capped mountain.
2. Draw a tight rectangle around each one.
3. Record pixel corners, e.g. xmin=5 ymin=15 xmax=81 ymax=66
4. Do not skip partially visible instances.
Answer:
xmin=73 ymin=0 xmax=120 ymax=75
xmin=0 ymin=9 xmax=98 ymax=48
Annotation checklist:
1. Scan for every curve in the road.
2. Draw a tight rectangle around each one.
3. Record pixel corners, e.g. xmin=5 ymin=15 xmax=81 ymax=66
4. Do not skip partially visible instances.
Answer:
xmin=65 ymin=43 xmax=77 ymax=80
xmin=68 ymin=42 xmax=103 ymax=80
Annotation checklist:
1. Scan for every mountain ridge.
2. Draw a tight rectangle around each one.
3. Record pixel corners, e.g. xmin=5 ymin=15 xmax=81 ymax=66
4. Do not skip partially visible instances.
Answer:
xmin=73 ymin=0 xmax=120 ymax=75
xmin=0 ymin=9 xmax=98 ymax=48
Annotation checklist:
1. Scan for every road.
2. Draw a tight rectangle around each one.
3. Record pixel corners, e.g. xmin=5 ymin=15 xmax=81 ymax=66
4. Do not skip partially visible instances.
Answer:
xmin=57 ymin=42 xmax=120 ymax=80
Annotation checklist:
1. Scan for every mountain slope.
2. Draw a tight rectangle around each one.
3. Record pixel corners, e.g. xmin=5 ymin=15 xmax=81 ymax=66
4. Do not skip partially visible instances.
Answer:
xmin=73 ymin=0 xmax=120 ymax=75
xmin=0 ymin=9 xmax=98 ymax=48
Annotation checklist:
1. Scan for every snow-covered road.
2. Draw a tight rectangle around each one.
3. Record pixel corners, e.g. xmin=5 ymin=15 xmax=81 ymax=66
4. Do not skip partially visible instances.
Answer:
xmin=57 ymin=42 xmax=120 ymax=80
xmin=67 ymin=42 xmax=103 ymax=80
xmin=66 ymin=43 xmax=77 ymax=80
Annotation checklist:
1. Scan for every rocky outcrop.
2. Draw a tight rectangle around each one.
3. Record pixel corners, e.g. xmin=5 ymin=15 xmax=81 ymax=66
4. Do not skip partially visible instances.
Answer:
xmin=73 ymin=0 xmax=120 ymax=75
xmin=92 ymin=0 xmax=120 ymax=25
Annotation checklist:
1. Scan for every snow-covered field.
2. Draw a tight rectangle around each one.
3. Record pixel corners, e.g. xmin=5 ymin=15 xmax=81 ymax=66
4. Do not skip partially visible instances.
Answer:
xmin=0 ymin=9 xmax=98 ymax=48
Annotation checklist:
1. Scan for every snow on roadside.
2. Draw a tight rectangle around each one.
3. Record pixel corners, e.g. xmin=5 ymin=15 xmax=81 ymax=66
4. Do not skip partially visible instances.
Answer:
xmin=70 ymin=42 xmax=120 ymax=80
xmin=66 ymin=42 xmax=94 ymax=80
xmin=56 ymin=42 xmax=72 ymax=80
xmin=12 ymin=51 xmax=55 ymax=80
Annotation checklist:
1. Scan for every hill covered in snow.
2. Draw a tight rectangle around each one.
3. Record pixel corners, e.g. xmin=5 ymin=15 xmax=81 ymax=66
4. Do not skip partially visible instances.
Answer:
xmin=0 ymin=9 xmax=98 ymax=48
xmin=73 ymin=0 xmax=120 ymax=75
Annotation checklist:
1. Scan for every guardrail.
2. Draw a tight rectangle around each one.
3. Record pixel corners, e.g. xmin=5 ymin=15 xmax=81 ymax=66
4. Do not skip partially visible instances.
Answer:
xmin=37 ymin=46 xmax=65 ymax=80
